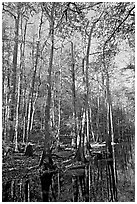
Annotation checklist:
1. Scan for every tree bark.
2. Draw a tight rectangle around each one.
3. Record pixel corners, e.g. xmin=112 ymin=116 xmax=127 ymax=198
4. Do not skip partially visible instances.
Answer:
xmin=10 ymin=3 xmax=20 ymax=141
xmin=56 ymin=48 xmax=62 ymax=147
xmin=39 ymin=3 xmax=55 ymax=167
xmin=71 ymin=42 xmax=77 ymax=149
xmin=2 ymin=26 xmax=6 ymax=140
xmin=26 ymin=12 xmax=43 ymax=141
xmin=14 ymin=75 xmax=20 ymax=151
xmin=30 ymin=92 xmax=38 ymax=132
xmin=84 ymin=22 xmax=94 ymax=153
xmin=39 ymin=6 xmax=55 ymax=202
xmin=103 ymin=44 xmax=118 ymax=201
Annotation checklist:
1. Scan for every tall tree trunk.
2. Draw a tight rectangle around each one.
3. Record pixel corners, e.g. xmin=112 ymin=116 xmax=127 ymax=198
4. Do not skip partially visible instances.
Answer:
xmin=14 ymin=75 xmax=20 ymax=151
xmin=76 ymin=15 xmax=103 ymax=161
xmin=10 ymin=3 xmax=20 ymax=141
xmin=85 ymin=23 xmax=92 ymax=144
xmin=51 ymin=76 xmax=55 ymax=129
xmin=14 ymin=15 xmax=27 ymax=147
xmin=56 ymin=49 xmax=62 ymax=147
xmin=30 ymin=92 xmax=38 ymax=132
xmin=20 ymin=16 xmax=28 ymax=141
xmin=85 ymin=17 xmax=102 ymax=146
xmin=89 ymin=107 xmax=95 ymax=141
xmin=2 ymin=26 xmax=6 ymax=140
xmin=39 ymin=5 xmax=55 ymax=202
xmin=84 ymin=22 xmax=95 ymax=154
xmin=103 ymin=47 xmax=118 ymax=201
xmin=23 ymin=89 xmax=27 ymax=143
xmin=71 ymin=42 xmax=77 ymax=149
xmin=106 ymin=78 xmax=117 ymax=201
xmin=30 ymin=69 xmax=41 ymax=133
xmin=26 ymin=12 xmax=43 ymax=141
xmin=39 ymin=4 xmax=55 ymax=166
xmin=96 ymin=77 xmax=100 ymax=142
xmin=26 ymin=96 xmax=31 ymax=142
xmin=26 ymin=40 xmax=38 ymax=141
xmin=75 ymin=108 xmax=86 ymax=162
xmin=75 ymin=57 xmax=86 ymax=162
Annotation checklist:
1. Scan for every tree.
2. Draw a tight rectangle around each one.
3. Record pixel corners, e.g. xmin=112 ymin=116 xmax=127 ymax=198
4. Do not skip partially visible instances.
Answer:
xmin=39 ymin=2 xmax=55 ymax=167
xmin=70 ymin=42 xmax=78 ymax=148
xmin=3 ymin=3 xmax=21 ymax=142
xmin=26 ymin=9 xmax=43 ymax=142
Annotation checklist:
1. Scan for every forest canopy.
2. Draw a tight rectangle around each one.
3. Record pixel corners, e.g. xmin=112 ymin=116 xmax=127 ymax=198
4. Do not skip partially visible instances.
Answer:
xmin=2 ymin=2 xmax=135 ymax=144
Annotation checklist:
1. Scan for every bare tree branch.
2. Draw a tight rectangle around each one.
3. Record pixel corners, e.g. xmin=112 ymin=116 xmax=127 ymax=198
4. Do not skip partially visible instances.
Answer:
xmin=2 ymin=3 xmax=16 ymax=19
xmin=103 ymin=6 xmax=135 ymax=52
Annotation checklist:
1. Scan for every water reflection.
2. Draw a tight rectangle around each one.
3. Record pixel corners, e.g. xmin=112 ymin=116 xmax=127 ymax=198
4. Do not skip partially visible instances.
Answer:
xmin=2 ymin=140 xmax=134 ymax=202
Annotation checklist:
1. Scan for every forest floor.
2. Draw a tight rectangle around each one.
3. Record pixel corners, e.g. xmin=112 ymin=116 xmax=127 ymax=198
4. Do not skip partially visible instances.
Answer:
xmin=2 ymin=143 xmax=135 ymax=202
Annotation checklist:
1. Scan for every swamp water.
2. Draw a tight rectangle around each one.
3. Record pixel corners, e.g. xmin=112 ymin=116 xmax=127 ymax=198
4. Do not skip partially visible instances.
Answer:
xmin=2 ymin=141 xmax=134 ymax=202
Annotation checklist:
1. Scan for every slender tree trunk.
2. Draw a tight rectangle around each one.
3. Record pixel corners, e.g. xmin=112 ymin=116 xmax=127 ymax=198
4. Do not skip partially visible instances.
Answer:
xmin=30 ymin=71 xmax=40 ymax=133
xmin=14 ymin=15 xmax=27 ymax=147
xmin=75 ymin=57 xmax=87 ymax=161
xmin=22 ymin=89 xmax=27 ymax=143
xmin=84 ymin=23 xmax=94 ymax=153
xmin=2 ymin=28 xmax=6 ymax=140
xmin=89 ymin=107 xmax=95 ymax=141
xmin=57 ymin=89 xmax=61 ymax=147
xmin=103 ymin=52 xmax=118 ymax=201
xmin=84 ymin=14 xmax=103 ymax=145
xmin=27 ymin=40 xmax=38 ymax=140
xmin=26 ymin=97 xmax=31 ymax=142
xmin=30 ymin=92 xmax=38 ymax=132
xmin=71 ymin=42 xmax=77 ymax=148
xmin=39 ymin=5 xmax=55 ymax=202
xmin=75 ymin=108 xmax=86 ymax=162
xmin=27 ymin=12 xmax=43 ymax=141
xmin=20 ymin=16 xmax=28 ymax=140
xmin=56 ymin=50 xmax=62 ymax=147
xmin=39 ymin=4 xmax=55 ymax=166
xmin=14 ymin=75 xmax=21 ymax=151
xmin=85 ymin=25 xmax=92 ymax=143
xmin=51 ymin=76 xmax=55 ymax=129
xmin=3 ymin=92 xmax=7 ymax=140
xmin=96 ymin=75 xmax=100 ymax=142
xmin=10 ymin=3 xmax=20 ymax=141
